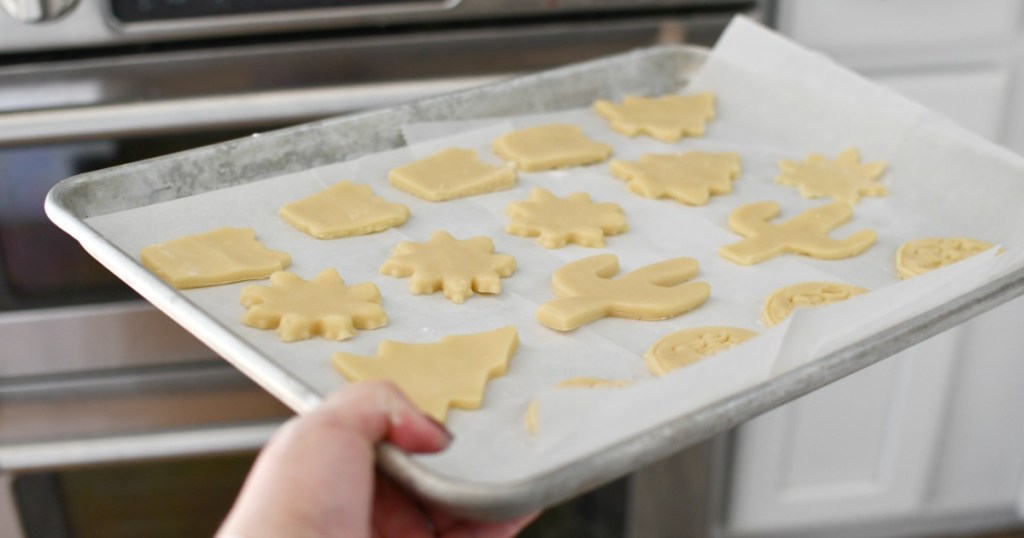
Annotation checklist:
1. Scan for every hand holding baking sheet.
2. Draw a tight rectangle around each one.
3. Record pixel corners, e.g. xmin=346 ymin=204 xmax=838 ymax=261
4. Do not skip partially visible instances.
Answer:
xmin=537 ymin=254 xmax=710 ymax=331
xmin=240 ymin=269 xmax=386 ymax=342
xmin=776 ymin=148 xmax=887 ymax=205
xmin=593 ymin=92 xmax=715 ymax=142
xmin=505 ymin=187 xmax=627 ymax=248
xmin=719 ymin=201 xmax=876 ymax=265
xmin=609 ymin=151 xmax=741 ymax=206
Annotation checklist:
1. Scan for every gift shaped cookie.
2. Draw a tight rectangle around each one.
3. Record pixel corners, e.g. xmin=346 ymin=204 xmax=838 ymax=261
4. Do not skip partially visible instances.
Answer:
xmin=279 ymin=181 xmax=409 ymax=239
xmin=141 ymin=227 xmax=291 ymax=289
xmin=389 ymin=148 xmax=517 ymax=201
xmin=493 ymin=124 xmax=612 ymax=171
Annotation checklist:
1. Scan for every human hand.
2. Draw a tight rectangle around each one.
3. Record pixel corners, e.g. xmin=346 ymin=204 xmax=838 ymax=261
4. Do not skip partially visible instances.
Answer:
xmin=218 ymin=380 xmax=537 ymax=538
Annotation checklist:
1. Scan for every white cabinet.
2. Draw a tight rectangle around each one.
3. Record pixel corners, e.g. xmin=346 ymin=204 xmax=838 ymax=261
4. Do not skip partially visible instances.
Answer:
xmin=725 ymin=2 xmax=1024 ymax=536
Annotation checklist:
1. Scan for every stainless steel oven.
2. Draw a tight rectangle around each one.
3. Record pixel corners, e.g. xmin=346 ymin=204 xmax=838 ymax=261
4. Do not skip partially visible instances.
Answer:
xmin=0 ymin=1 xmax=765 ymax=535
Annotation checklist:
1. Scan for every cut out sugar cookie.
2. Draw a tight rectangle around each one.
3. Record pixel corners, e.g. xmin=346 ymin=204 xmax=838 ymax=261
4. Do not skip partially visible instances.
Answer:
xmin=537 ymin=254 xmax=710 ymax=331
xmin=609 ymin=151 xmax=741 ymax=206
xmin=719 ymin=201 xmax=876 ymax=265
xmin=506 ymin=187 xmax=627 ymax=248
xmin=777 ymin=148 xmax=887 ymax=205
xmin=593 ymin=92 xmax=715 ymax=142
xmin=493 ymin=124 xmax=612 ymax=172
xmin=279 ymin=181 xmax=409 ymax=239
xmin=897 ymin=237 xmax=994 ymax=279
xmin=140 ymin=227 xmax=291 ymax=289
xmin=240 ymin=269 xmax=386 ymax=342
xmin=389 ymin=148 xmax=517 ymax=201
xmin=525 ymin=377 xmax=633 ymax=435
xmin=646 ymin=326 xmax=758 ymax=376
xmin=333 ymin=326 xmax=519 ymax=422
xmin=380 ymin=230 xmax=516 ymax=304
xmin=762 ymin=281 xmax=868 ymax=328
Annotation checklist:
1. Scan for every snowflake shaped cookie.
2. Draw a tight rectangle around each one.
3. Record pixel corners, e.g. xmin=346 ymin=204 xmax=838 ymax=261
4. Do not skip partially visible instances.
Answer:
xmin=505 ymin=188 xmax=627 ymax=248
xmin=380 ymin=231 xmax=516 ymax=304
xmin=492 ymin=124 xmax=612 ymax=172
xmin=609 ymin=151 xmax=741 ymax=205
xmin=776 ymin=148 xmax=888 ymax=205
xmin=240 ymin=269 xmax=387 ymax=342
xmin=593 ymin=92 xmax=715 ymax=142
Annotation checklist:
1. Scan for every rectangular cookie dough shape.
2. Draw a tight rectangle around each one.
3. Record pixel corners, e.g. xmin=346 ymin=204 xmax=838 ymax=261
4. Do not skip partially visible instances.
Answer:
xmin=279 ymin=181 xmax=409 ymax=239
xmin=140 ymin=227 xmax=291 ymax=289
xmin=389 ymin=148 xmax=517 ymax=202
xmin=493 ymin=124 xmax=612 ymax=172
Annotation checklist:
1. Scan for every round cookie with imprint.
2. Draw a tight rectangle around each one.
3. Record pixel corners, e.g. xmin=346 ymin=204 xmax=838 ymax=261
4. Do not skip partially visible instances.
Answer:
xmin=762 ymin=281 xmax=868 ymax=328
xmin=645 ymin=326 xmax=758 ymax=376
xmin=896 ymin=237 xmax=995 ymax=279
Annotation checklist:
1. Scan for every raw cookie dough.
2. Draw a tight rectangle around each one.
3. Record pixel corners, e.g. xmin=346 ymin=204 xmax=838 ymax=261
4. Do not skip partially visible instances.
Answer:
xmin=762 ymin=281 xmax=868 ymax=328
xmin=593 ymin=92 xmax=715 ymax=142
xmin=609 ymin=151 xmax=741 ymax=206
xmin=505 ymin=187 xmax=628 ymax=248
xmin=645 ymin=326 xmax=758 ymax=376
xmin=279 ymin=181 xmax=409 ymax=239
xmin=492 ymin=124 xmax=612 ymax=172
xmin=537 ymin=254 xmax=710 ymax=331
xmin=240 ymin=269 xmax=386 ymax=342
xmin=897 ymin=237 xmax=994 ymax=279
xmin=333 ymin=326 xmax=519 ymax=422
xmin=525 ymin=377 xmax=633 ymax=435
xmin=719 ymin=201 xmax=876 ymax=265
xmin=380 ymin=230 xmax=516 ymax=304
xmin=776 ymin=148 xmax=888 ymax=205
xmin=388 ymin=148 xmax=517 ymax=201
xmin=140 ymin=227 xmax=291 ymax=289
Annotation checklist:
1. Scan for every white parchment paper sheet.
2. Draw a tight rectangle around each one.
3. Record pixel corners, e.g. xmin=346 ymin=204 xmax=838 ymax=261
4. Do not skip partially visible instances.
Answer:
xmin=86 ymin=17 xmax=1024 ymax=485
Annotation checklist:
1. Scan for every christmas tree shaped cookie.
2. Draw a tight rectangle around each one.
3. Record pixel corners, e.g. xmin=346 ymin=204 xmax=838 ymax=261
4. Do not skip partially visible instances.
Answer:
xmin=645 ymin=326 xmax=757 ymax=376
xmin=776 ymin=148 xmax=888 ymax=205
xmin=537 ymin=254 xmax=710 ymax=331
xmin=762 ymin=281 xmax=868 ymax=328
xmin=505 ymin=188 xmax=627 ymax=248
xmin=493 ymin=124 xmax=612 ymax=172
xmin=719 ymin=201 xmax=876 ymax=265
xmin=279 ymin=181 xmax=409 ymax=239
xmin=593 ymin=92 xmax=715 ymax=142
xmin=240 ymin=269 xmax=386 ymax=342
xmin=380 ymin=231 xmax=516 ymax=304
xmin=389 ymin=148 xmax=517 ymax=202
xmin=333 ymin=326 xmax=519 ymax=422
xmin=141 ymin=227 xmax=291 ymax=289
xmin=896 ymin=237 xmax=994 ymax=279
xmin=609 ymin=151 xmax=741 ymax=206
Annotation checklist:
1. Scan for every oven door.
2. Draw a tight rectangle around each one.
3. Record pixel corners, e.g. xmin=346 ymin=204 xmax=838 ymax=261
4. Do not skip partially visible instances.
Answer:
xmin=0 ymin=11 xmax=741 ymax=536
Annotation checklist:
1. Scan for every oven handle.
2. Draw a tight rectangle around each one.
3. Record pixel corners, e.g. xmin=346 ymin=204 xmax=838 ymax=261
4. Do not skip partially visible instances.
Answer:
xmin=0 ymin=421 xmax=284 ymax=472
xmin=0 ymin=74 xmax=504 ymax=146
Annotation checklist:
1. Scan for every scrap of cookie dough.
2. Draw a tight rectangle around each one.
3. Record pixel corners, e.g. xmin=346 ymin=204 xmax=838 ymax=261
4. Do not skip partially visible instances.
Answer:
xmin=505 ymin=187 xmax=627 ymax=248
xmin=593 ymin=92 xmax=715 ymax=142
xmin=333 ymin=326 xmax=519 ymax=422
xmin=537 ymin=254 xmax=710 ymax=331
xmin=762 ymin=281 xmax=868 ymax=328
xmin=719 ymin=201 xmax=876 ymax=265
xmin=140 ymin=227 xmax=291 ymax=289
xmin=388 ymin=148 xmax=517 ymax=202
xmin=897 ymin=237 xmax=994 ymax=279
xmin=777 ymin=148 xmax=888 ymax=205
xmin=609 ymin=151 xmax=741 ymax=206
xmin=645 ymin=326 xmax=758 ymax=376
xmin=240 ymin=269 xmax=386 ymax=342
xmin=525 ymin=377 xmax=633 ymax=435
xmin=380 ymin=230 xmax=516 ymax=304
xmin=492 ymin=124 xmax=612 ymax=172
xmin=279 ymin=181 xmax=409 ymax=239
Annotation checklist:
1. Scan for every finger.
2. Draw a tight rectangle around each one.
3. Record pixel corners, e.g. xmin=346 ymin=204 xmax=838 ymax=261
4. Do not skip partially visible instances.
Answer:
xmin=437 ymin=511 xmax=541 ymax=538
xmin=372 ymin=474 xmax=434 ymax=538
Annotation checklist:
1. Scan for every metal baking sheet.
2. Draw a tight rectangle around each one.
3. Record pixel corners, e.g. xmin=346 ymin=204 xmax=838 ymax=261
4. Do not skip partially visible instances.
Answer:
xmin=47 ymin=35 xmax=1024 ymax=520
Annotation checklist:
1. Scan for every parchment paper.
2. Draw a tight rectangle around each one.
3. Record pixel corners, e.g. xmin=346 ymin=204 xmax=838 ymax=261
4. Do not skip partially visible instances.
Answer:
xmin=86 ymin=17 xmax=1024 ymax=485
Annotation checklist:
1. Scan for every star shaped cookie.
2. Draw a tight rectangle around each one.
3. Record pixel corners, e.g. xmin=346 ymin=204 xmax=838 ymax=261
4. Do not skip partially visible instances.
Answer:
xmin=609 ymin=151 xmax=741 ymax=205
xmin=776 ymin=148 xmax=888 ymax=205
xmin=492 ymin=124 xmax=612 ymax=172
xmin=379 ymin=231 xmax=516 ymax=304
xmin=593 ymin=92 xmax=715 ymax=142
xmin=240 ymin=269 xmax=387 ymax=342
xmin=505 ymin=188 xmax=627 ymax=248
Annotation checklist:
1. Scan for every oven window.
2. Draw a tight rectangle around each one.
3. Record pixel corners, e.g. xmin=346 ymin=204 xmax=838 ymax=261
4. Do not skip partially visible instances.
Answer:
xmin=0 ymin=128 xmax=288 ymax=311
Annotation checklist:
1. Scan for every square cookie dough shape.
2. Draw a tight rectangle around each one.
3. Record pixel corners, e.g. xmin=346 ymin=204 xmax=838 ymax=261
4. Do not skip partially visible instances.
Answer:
xmin=493 ymin=124 xmax=612 ymax=172
xmin=279 ymin=181 xmax=409 ymax=239
xmin=593 ymin=92 xmax=716 ymax=142
xmin=388 ymin=148 xmax=517 ymax=201
xmin=140 ymin=226 xmax=291 ymax=289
